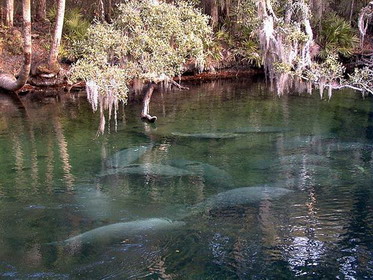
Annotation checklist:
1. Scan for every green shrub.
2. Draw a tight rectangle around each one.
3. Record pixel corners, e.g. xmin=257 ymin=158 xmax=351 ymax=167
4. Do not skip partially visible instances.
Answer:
xmin=233 ymin=39 xmax=262 ymax=67
xmin=64 ymin=8 xmax=90 ymax=41
xmin=47 ymin=6 xmax=90 ymax=42
xmin=318 ymin=13 xmax=359 ymax=58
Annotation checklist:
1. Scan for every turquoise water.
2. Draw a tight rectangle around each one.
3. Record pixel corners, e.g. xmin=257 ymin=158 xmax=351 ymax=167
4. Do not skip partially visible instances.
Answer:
xmin=0 ymin=79 xmax=373 ymax=279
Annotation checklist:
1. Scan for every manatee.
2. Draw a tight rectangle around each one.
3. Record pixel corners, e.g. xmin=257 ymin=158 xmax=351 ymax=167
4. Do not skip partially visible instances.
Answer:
xmin=232 ymin=126 xmax=293 ymax=134
xmin=171 ymin=132 xmax=241 ymax=139
xmin=105 ymin=145 xmax=151 ymax=169
xmin=166 ymin=159 xmax=235 ymax=187
xmin=184 ymin=185 xmax=293 ymax=217
xmin=99 ymin=163 xmax=195 ymax=177
xmin=60 ymin=218 xmax=185 ymax=245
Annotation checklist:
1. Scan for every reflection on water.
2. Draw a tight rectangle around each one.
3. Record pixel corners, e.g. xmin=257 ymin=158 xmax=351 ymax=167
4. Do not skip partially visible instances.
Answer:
xmin=0 ymin=80 xmax=373 ymax=279
xmin=54 ymin=116 xmax=75 ymax=191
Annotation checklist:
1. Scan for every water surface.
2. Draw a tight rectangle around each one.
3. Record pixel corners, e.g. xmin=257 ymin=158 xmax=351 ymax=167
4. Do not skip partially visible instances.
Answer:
xmin=0 ymin=79 xmax=373 ymax=279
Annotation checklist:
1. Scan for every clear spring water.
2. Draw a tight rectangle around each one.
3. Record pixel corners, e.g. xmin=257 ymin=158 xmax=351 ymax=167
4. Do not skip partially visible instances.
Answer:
xmin=0 ymin=78 xmax=373 ymax=279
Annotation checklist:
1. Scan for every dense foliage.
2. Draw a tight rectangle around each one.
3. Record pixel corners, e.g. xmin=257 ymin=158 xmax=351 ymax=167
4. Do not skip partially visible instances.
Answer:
xmin=0 ymin=0 xmax=372 ymax=100
xmin=70 ymin=0 xmax=212 ymax=110
xmin=218 ymin=0 xmax=372 ymax=97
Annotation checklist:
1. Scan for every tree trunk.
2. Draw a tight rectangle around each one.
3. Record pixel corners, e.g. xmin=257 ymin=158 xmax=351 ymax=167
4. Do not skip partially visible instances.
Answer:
xmin=309 ymin=0 xmax=324 ymax=33
xmin=98 ymin=0 xmax=105 ymax=22
xmin=5 ymin=0 xmax=14 ymax=27
xmin=48 ymin=0 xmax=66 ymax=71
xmin=349 ymin=0 xmax=355 ymax=24
xmin=35 ymin=0 xmax=47 ymax=22
xmin=210 ymin=0 xmax=218 ymax=29
xmin=201 ymin=0 xmax=219 ymax=30
xmin=358 ymin=2 xmax=373 ymax=49
xmin=0 ymin=0 xmax=32 ymax=92
xmin=141 ymin=83 xmax=157 ymax=123
xmin=105 ymin=0 xmax=112 ymax=23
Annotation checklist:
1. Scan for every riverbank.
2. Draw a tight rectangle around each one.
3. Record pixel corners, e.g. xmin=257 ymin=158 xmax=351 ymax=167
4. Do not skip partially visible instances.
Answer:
xmin=1 ymin=23 xmax=372 ymax=96
xmin=1 ymin=25 xmax=262 ymax=94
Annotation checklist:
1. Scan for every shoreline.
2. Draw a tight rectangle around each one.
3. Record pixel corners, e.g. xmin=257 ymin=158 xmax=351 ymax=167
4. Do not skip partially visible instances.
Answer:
xmin=13 ymin=67 xmax=264 ymax=95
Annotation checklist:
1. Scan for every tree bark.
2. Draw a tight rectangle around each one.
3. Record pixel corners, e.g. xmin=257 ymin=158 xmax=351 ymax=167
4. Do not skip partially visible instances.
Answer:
xmin=141 ymin=83 xmax=157 ymax=123
xmin=48 ymin=0 xmax=66 ymax=71
xmin=96 ymin=0 xmax=105 ymax=22
xmin=0 ymin=0 xmax=32 ymax=92
xmin=105 ymin=0 xmax=112 ymax=23
xmin=201 ymin=0 xmax=219 ymax=29
xmin=349 ymin=0 xmax=355 ymax=24
xmin=35 ymin=0 xmax=47 ymax=22
xmin=5 ymin=0 xmax=14 ymax=27
xmin=208 ymin=0 xmax=219 ymax=29
xmin=309 ymin=0 xmax=324 ymax=33
xmin=358 ymin=1 xmax=373 ymax=49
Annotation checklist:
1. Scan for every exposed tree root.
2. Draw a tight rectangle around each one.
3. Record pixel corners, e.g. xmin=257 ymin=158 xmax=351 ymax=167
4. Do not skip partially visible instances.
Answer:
xmin=170 ymin=80 xmax=189 ymax=90
xmin=141 ymin=83 xmax=157 ymax=123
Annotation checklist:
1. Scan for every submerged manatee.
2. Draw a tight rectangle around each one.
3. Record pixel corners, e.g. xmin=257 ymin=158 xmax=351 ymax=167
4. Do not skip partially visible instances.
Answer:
xmin=166 ymin=159 xmax=235 ymax=187
xmin=61 ymin=218 xmax=185 ymax=245
xmin=171 ymin=132 xmax=241 ymax=139
xmin=186 ymin=185 xmax=293 ymax=216
xmin=105 ymin=145 xmax=151 ymax=169
xmin=232 ymin=126 xmax=293 ymax=134
xmin=99 ymin=163 xmax=195 ymax=177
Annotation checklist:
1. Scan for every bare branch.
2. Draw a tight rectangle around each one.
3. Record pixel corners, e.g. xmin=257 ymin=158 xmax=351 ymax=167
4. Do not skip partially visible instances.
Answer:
xmin=170 ymin=80 xmax=189 ymax=90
